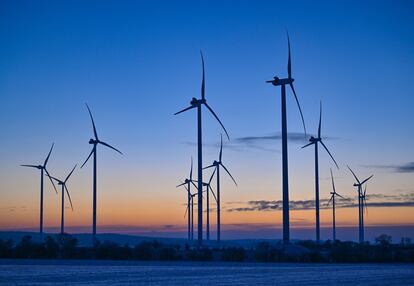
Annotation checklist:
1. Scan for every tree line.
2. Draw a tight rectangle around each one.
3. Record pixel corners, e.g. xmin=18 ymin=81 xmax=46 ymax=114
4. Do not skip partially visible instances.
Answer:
xmin=0 ymin=234 xmax=413 ymax=263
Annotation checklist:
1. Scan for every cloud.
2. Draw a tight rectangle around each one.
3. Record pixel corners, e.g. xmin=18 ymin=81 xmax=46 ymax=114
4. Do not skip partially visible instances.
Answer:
xmin=226 ymin=192 xmax=414 ymax=212
xmin=365 ymin=162 xmax=414 ymax=173
xmin=183 ymin=132 xmax=333 ymax=153
xmin=235 ymin=132 xmax=310 ymax=144
xmin=0 ymin=206 xmax=17 ymax=213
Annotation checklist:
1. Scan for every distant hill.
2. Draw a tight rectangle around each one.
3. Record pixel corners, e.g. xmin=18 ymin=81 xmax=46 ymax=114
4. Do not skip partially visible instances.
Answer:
xmin=1 ymin=224 xmax=413 ymax=246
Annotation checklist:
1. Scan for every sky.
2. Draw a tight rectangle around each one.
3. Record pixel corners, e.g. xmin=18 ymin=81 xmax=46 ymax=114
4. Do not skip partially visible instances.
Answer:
xmin=0 ymin=0 xmax=413 ymax=242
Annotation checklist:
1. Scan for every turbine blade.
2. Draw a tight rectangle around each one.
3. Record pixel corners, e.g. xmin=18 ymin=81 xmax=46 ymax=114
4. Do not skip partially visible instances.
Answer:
xmin=301 ymin=141 xmax=314 ymax=149
xmin=208 ymin=167 xmax=217 ymax=185
xmin=64 ymin=185 xmax=74 ymax=211
xmin=176 ymin=182 xmax=186 ymax=188
xmin=327 ymin=195 xmax=333 ymax=206
xmin=190 ymin=181 xmax=199 ymax=191
xmin=330 ymin=168 xmax=336 ymax=194
xmin=289 ymin=83 xmax=306 ymax=136
xmin=287 ymin=31 xmax=292 ymax=80
xmin=43 ymin=143 xmax=54 ymax=167
xmin=81 ymin=147 xmax=95 ymax=168
xmin=64 ymin=164 xmax=77 ymax=183
xmin=219 ymin=134 xmax=223 ymax=161
xmin=360 ymin=175 xmax=374 ymax=185
xmin=99 ymin=141 xmax=123 ymax=155
xmin=203 ymin=164 xmax=215 ymax=170
xmin=364 ymin=197 xmax=368 ymax=214
xmin=200 ymin=50 xmax=205 ymax=101
xmin=44 ymin=168 xmax=58 ymax=194
xmin=21 ymin=164 xmax=39 ymax=168
xmin=220 ymin=163 xmax=237 ymax=186
xmin=318 ymin=101 xmax=322 ymax=139
xmin=174 ymin=105 xmax=196 ymax=115
xmin=86 ymin=103 xmax=98 ymax=140
xmin=320 ymin=141 xmax=339 ymax=169
xmin=45 ymin=173 xmax=60 ymax=184
xmin=184 ymin=204 xmax=189 ymax=218
xmin=336 ymin=193 xmax=346 ymax=199
xmin=209 ymin=186 xmax=217 ymax=203
xmin=190 ymin=156 xmax=193 ymax=180
xmin=203 ymin=102 xmax=230 ymax=140
xmin=347 ymin=165 xmax=361 ymax=184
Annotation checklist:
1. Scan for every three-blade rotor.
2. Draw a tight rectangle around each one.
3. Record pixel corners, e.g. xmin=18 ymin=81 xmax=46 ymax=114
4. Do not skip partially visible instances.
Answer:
xmin=347 ymin=166 xmax=373 ymax=212
xmin=176 ymin=157 xmax=198 ymax=191
xmin=21 ymin=143 xmax=58 ymax=194
xmin=327 ymin=168 xmax=345 ymax=206
xmin=302 ymin=102 xmax=339 ymax=169
xmin=174 ymin=52 xmax=230 ymax=140
xmin=47 ymin=165 xmax=76 ymax=211
xmin=81 ymin=104 xmax=122 ymax=168
xmin=267 ymin=32 xmax=306 ymax=137
xmin=203 ymin=134 xmax=237 ymax=186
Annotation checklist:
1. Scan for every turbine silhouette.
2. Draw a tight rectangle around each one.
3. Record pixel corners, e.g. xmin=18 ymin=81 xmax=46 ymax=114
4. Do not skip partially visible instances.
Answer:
xmin=348 ymin=166 xmax=373 ymax=243
xmin=21 ymin=143 xmax=57 ymax=236
xmin=177 ymin=157 xmax=198 ymax=241
xmin=47 ymin=165 xmax=76 ymax=234
xmin=266 ymin=32 xmax=306 ymax=244
xmin=327 ymin=169 xmax=345 ymax=242
xmin=204 ymin=134 xmax=237 ymax=242
xmin=81 ymin=104 xmax=122 ymax=243
xmin=202 ymin=167 xmax=217 ymax=241
xmin=174 ymin=51 xmax=229 ymax=245
xmin=302 ymin=102 xmax=339 ymax=243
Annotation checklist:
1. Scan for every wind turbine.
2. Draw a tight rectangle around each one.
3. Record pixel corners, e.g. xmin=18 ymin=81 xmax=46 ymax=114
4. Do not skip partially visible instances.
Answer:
xmin=360 ymin=184 xmax=369 ymax=240
xmin=327 ymin=169 xmax=345 ymax=241
xmin=266 ymin=32 xmax=306 ymax=244
xmin=203 ymin=168 xmax=217 ymax=241
xmin=81 ymin=104 xmax=122 ymax=243
xmin=204 ymin=134 xmax=237 ymax=243
xmin=176 ymin=157 xmax=198 ymax=241
xmin=189 ymin=192 xmax=197 ymax=240
xmin=21 ymin=143 xmax=57 ymax=236
xmin=174 ymin=51 xmax=229 ymax=246
xmin=47 ymin=165 xmax=76 ymax=234
xmin=347 ymin=166 xmax=373 ymax=243
xmin=302 ymin=102 xmax=339 ymax=243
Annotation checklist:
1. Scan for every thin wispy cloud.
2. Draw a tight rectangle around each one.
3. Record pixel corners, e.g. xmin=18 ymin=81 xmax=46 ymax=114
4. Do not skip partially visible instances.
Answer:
xmin=364 ymin=162 xmax=414 ymax=173
xmin=226 ymin=192 xmax=414 ymax=212
xmin=184 ymin=132 xmax=340 ymax=153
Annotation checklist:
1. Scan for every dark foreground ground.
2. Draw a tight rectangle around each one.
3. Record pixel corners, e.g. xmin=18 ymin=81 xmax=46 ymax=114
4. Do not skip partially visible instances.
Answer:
xmin=0 ymin=259 xmax=413 ymax=285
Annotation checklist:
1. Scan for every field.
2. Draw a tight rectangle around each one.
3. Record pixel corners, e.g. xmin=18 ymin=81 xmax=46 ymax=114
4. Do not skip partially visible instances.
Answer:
xmin=0 ymin=259 xmax=413 ymax=285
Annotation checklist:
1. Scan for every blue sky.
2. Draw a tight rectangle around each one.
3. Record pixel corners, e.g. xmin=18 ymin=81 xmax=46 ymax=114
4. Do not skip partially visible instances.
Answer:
xmin=0 ymin=0 xmax=413 ymax=239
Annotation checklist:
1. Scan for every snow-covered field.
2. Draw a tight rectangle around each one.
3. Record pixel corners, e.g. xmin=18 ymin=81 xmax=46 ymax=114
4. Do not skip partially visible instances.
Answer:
xmin=0 ymin=259 xmax=413 ymax=285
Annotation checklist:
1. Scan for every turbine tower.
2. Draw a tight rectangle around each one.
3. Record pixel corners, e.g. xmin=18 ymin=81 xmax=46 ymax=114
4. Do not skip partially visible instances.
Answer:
xmin=347 ymin=166 xmax=373 ymax=243
xmin=189 ymin=192 xmax=197 ymax=240
xmin=327 ymin=168 xmax=345 ymax=241
xmin=47 ymin=165 xmax=76 ymax=234
xmin=21 ymin=143 xmax=57 ymax=236
xmin=183 ymin=187 xmax=197 ymax=241
xmin=266 ymin=32 xmax=306 ymax=244
xmin=81 ymin=104 xmax=122 ymax=243
xmin=177 ymin=157 xmax=198 ymax=241
xmin=360 ymin=184 xmax=369 ymax=241
xmin=204 ymin=134 xmax=237 ymax=243
xmin=174 ymin=51 xmax=229 ymax=246
xmin=302 ymin=102 xmax=339 ymax=243
xmin=202 ymin=168 xmax=217 ymax=241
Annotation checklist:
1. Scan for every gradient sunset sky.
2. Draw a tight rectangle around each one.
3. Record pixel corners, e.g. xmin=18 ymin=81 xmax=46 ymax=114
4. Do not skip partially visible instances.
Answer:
xmin=1 ymin=0 xmax=413 ymax=241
